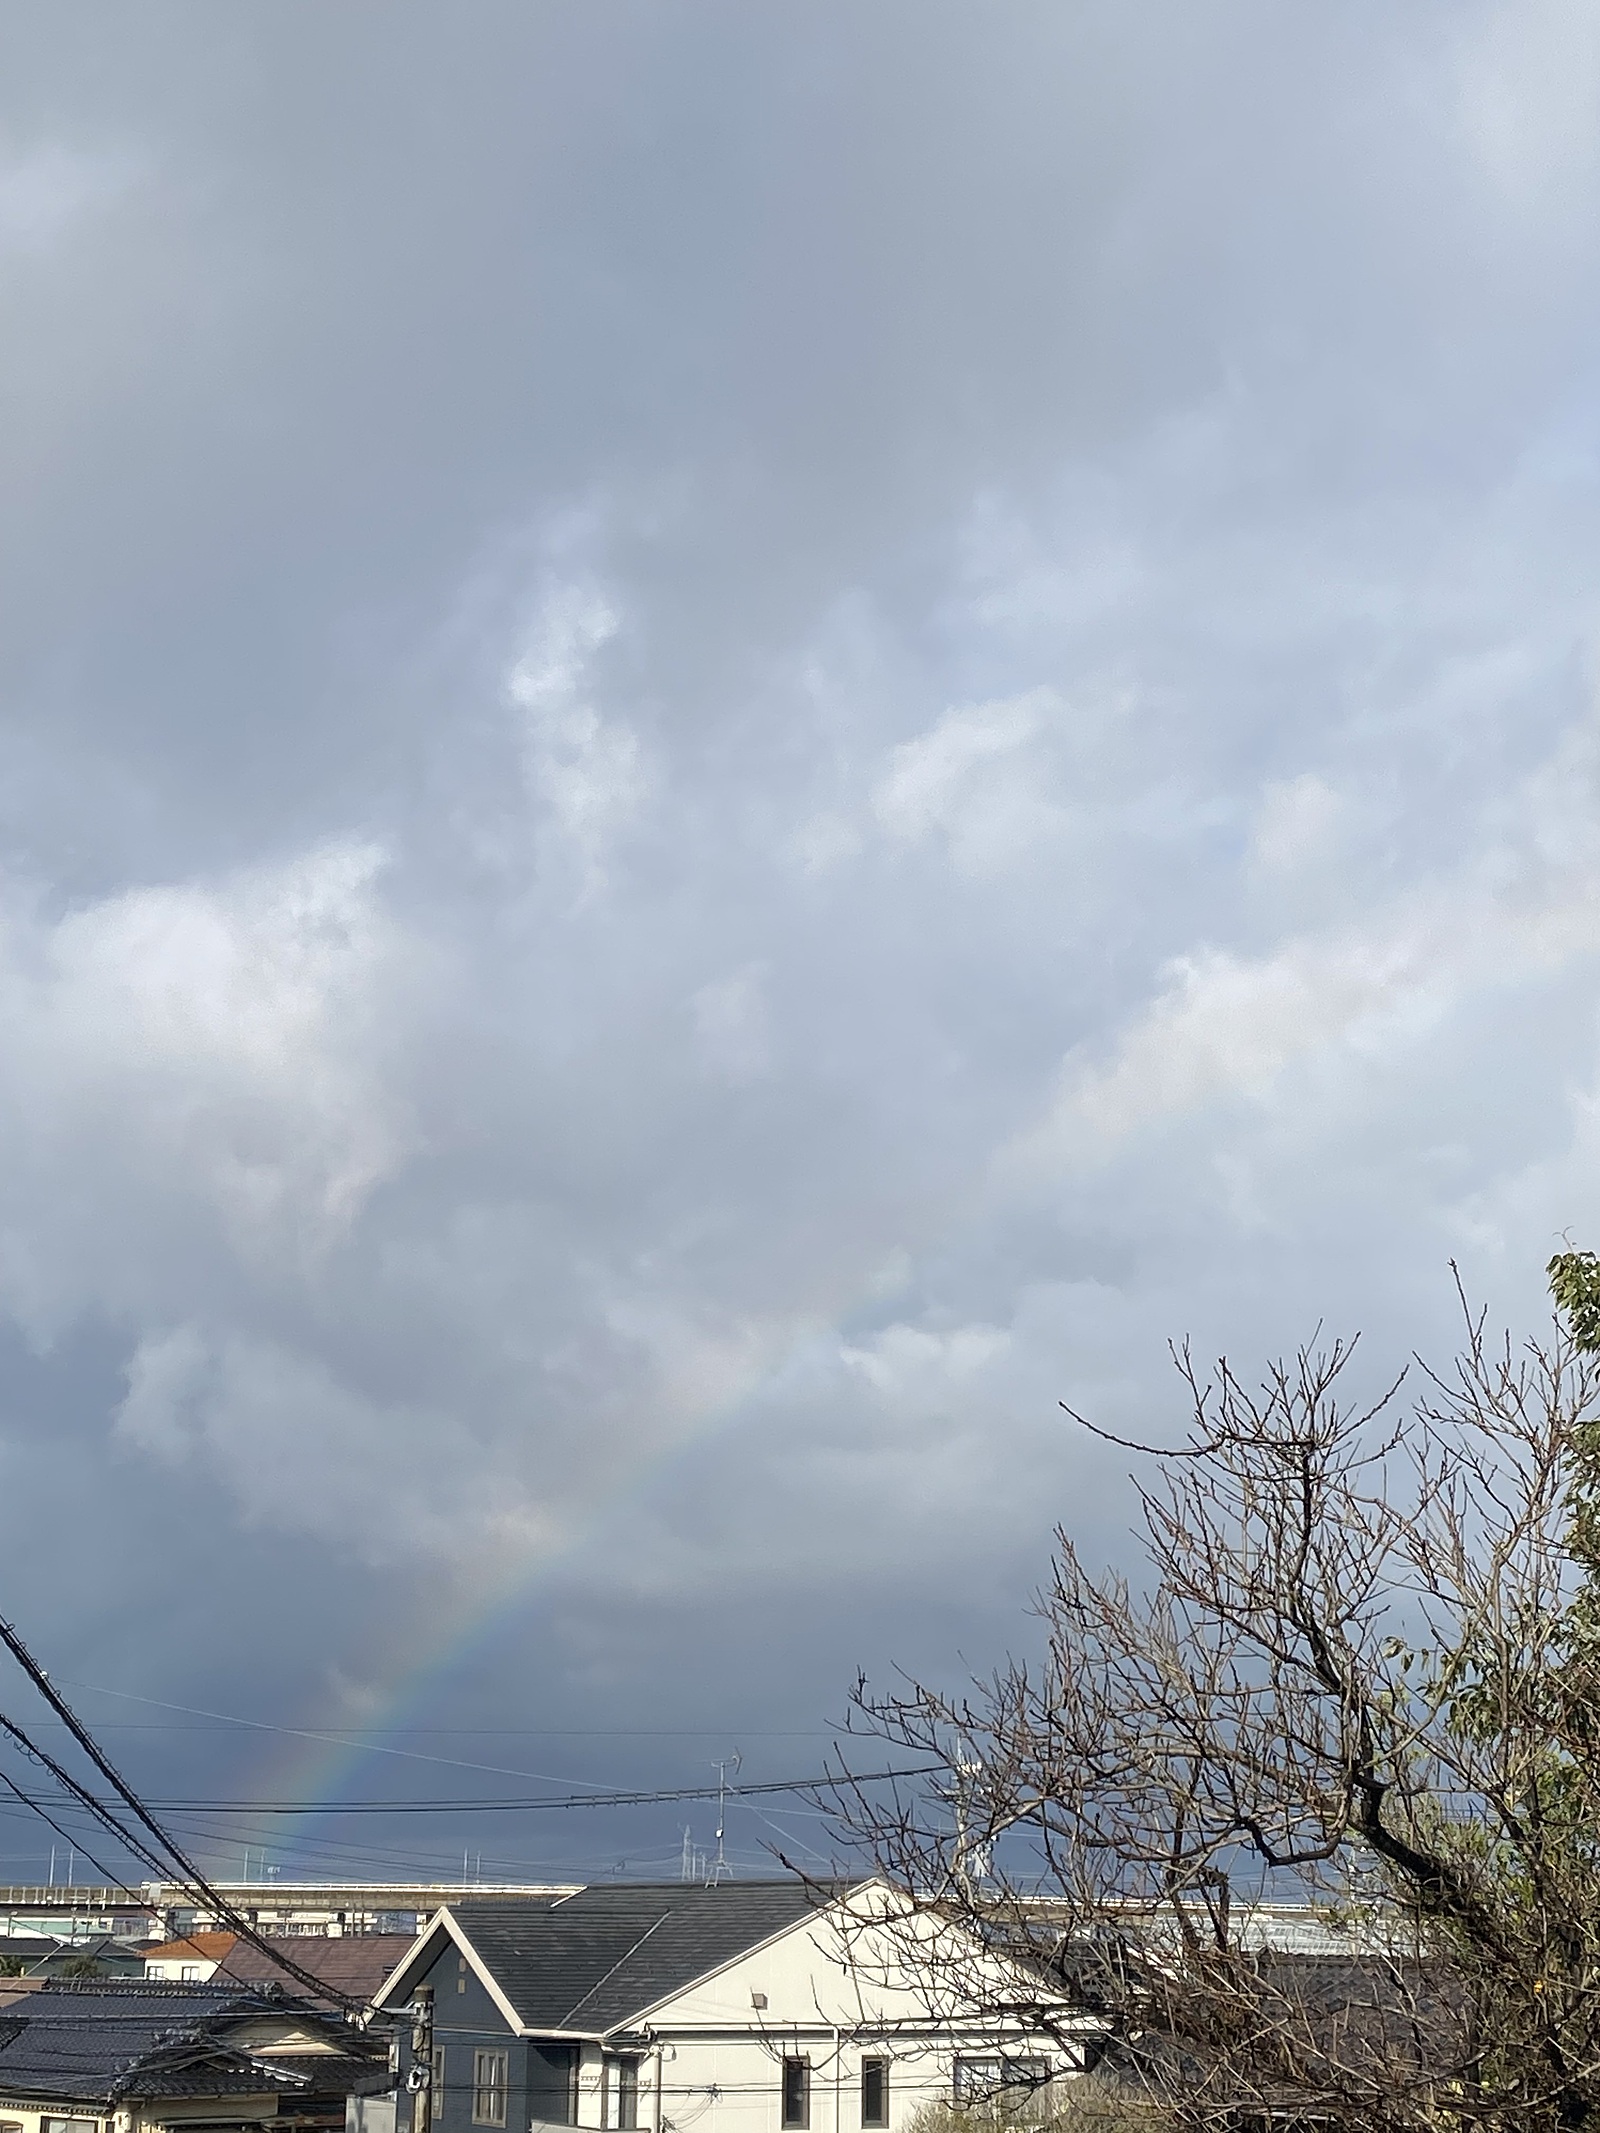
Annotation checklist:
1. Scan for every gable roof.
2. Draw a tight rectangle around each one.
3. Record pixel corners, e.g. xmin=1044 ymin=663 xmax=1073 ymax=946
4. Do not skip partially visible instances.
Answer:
xmin=0 ymin=1980 xmax=384 ymax=2106
xmin=382 ymin=1881 xmax=857 ymax=2037
xmin=0 ymin=1936 xmax=147 ymax=1980
xmin=142 ymin=1933 xmax=239 ymax=1965
xmin=216 ymin=1935 xmax=418 ymax=2008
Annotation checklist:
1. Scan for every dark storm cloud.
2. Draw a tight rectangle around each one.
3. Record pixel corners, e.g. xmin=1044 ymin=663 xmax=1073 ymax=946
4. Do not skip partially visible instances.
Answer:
xmin=0 ymin=0 xmax=1599 ymax=1873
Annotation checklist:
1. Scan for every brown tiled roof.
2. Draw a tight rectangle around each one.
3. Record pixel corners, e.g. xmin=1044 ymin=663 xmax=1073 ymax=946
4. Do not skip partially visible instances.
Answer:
xmin=140 ymin=1932 xmax=240 ymax=1964
xmin=216 ymin=1936 xmax=419 ymax=2007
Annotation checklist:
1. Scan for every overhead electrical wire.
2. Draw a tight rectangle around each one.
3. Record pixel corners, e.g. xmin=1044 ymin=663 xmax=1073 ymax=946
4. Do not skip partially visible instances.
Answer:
xmin=63 ymin=1684 xmax=656 ymax=1792
xmin=137 ymin=1766 xmax=935 ymax=1815
xmin=0 ymin=1633 xmax=930 ymax=1916
xmin=0 ymin=1766 xmax=142 ymax=1895
xmin=0 ymin=1783 xmax=734 ymax=1887
xmin=0 ymin=1611 xmax=363 ymax=2010
xmin=0 ymin=1703 xmax=355 ymax=2004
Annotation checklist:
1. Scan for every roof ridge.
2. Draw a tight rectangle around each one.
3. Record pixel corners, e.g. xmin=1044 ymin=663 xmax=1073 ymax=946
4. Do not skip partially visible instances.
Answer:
xmin=557 ymin=1914 xmax=670 ymax=2028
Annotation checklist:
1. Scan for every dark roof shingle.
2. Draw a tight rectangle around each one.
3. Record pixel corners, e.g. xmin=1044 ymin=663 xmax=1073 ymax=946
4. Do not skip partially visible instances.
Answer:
xmin=0 ymin=1981 xmax=383 ymax=2106
xmin=443 ymin=1880 xmax=851 ymax=2034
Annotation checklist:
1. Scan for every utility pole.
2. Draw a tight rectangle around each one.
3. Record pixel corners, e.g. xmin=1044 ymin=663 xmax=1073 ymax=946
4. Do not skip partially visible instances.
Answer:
xmin=410 ymin=1985 xmax=435 ymax=2133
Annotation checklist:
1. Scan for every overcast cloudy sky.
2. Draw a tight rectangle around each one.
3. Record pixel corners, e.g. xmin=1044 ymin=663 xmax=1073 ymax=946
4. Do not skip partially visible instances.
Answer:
xmin=2 ymin=0 xmax=1599 ymax=1885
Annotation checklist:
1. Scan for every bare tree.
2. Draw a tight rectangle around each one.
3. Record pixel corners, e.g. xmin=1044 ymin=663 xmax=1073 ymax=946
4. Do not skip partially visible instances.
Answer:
xmin=905 ymin=2079 xmax=1170 ymax=2133
xmin=829 ymin=1289 xmax=1600 ymax=2133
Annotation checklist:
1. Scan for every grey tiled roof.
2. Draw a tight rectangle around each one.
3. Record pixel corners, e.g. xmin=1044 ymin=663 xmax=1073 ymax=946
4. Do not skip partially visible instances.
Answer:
xmin=446 ymin=1880 xmax=854 ymax=2034
xmin=0 ymin=1981 xmax=382 ymax=2106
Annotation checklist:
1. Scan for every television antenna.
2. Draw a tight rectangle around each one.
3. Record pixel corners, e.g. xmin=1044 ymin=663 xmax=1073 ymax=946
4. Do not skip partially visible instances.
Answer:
xmin=709 ymin=1754 xmax=741 ymax=1883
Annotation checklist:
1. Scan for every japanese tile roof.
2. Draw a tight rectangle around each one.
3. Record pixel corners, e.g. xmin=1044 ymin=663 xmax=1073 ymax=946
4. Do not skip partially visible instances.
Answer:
xmin=437 ymin=1880 xmax=857 ymax=2035
xmin=0 ymin=1980 xmax=382 ymax=2106
xmin=142 ymin=1933 xmax=241 ymax=1965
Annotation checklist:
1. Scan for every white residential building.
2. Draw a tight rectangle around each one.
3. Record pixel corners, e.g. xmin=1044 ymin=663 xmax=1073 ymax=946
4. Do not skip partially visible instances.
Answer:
xmin=367 ymin=1880 xmax=1094 ymax=2133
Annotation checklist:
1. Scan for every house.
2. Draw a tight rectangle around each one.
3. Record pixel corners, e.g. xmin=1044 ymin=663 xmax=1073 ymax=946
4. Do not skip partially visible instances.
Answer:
xmin=0 ymin=1977 xmax=389 ymax=2133
xmin=369 ymin=1880 xmax=1090 ymax=2133
xmin=216 ymin=1940 xmax=420 ymax=2014
xmin=0 ymin=1941 xmax=147 ymax=1982
xmin=140 ymin=1939 xmax=417 ymax=2008
xmin=143 ymin=1935 xmax=240 ymax=1983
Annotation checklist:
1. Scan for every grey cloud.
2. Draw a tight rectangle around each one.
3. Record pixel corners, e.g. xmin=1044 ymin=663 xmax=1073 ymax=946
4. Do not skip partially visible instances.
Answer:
xmin=0 ymin=0 xmax=1598 ymax=1877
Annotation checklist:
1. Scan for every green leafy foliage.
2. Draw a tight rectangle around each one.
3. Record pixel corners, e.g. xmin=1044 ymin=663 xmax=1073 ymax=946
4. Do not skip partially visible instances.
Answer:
xmin=1549 ymin=1249 xmax=1600 ymax=1648
xmin=1548 ymin=1253 xmax=1600 ymax=1356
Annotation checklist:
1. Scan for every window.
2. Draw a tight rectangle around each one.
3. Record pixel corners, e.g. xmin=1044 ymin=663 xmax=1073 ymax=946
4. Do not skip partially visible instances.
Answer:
xmin=602 ymin=2053 xmax=640 ymax=2131
xmin=458 ymin=1953 xmax=470 ymax=1995
xmin=42 ymin=2119 xmax=98 ymax=2133
xmin=951 ymin=2056 xmax=1048 ymax=2106
xmin=473 ymin=2048 xmax=509 ymax=2127
xmin=860 ymin=2058 xmax=889 ymax=2129
xmin=782 ymin=2057 xmax=810 ymax=2130
xmin=180 ymin=1963 xmax=203 ymax=1980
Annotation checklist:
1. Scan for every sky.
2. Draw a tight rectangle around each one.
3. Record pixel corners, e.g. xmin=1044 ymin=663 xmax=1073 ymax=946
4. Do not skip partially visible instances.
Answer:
xmin=3 ymin=0 xmax=1600 ymax=1887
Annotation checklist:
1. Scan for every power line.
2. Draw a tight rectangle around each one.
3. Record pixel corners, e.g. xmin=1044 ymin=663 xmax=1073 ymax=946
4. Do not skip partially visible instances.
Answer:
xmin=0 ymin=1766 xmax=139 ymax=1895
xmin=0 ymin=1613 xmax=362 ymax=2009
xmin=61 ymin=1684 xmax=659 ymax=1795
xmin=125 ymin=1767 xmax=936 ymax=1814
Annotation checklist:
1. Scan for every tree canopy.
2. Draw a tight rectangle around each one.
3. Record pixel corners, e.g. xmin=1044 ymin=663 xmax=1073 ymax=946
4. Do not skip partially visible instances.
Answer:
xmin=833 ymin=1263 xmax=1600 ymax=2133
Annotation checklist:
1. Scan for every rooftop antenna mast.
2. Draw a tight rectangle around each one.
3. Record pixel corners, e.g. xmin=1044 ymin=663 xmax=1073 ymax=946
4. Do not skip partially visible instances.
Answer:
xmin=708 ymin=1754 xmax=741 ymax=1884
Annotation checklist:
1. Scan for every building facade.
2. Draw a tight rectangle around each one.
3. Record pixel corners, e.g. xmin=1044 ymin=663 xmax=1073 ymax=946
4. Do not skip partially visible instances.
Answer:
xmin=369 ymin=1882 xmax=1090 ymax=2133
xmin=0 ymin=1887 xmax=574 ymax=1949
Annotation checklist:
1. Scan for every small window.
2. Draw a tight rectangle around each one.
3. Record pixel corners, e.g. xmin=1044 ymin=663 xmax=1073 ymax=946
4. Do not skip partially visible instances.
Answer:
xmin=604 ymin=2054 xmax=640 ymax=2131
xmin=180 ymin=1963 xmax=203 ymax=1980
xmin=458 ymin=1952 xmax=469 ymax=1995
xmin=952 ymin=2056 xmax=1048 ymax=2106
xmin=782 ymin=2057 xmax=810 ymax=2130
xmin=0 ymin=2120 xmax=24 ymax=2133
xmin=42 ymin=2120 xmax=99 ymax=2133
xmin=953 ymin=2058 xmax=1000 ymax=2105
xmin=473 ymin=2048 xmax=509 ymax=2128
xmin=860 ymin=2058 xmax=889 ymax=2129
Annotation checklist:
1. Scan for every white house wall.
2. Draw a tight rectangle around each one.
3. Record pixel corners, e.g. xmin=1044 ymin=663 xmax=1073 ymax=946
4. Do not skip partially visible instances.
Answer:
xmin=637 ymin=1893 xmax=1075 ymax=2042
xmin=574 ymin=1897 xmax=1088 ymax=2133
xmin=569 ymin=2024 xmax=1083 ymax=2133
